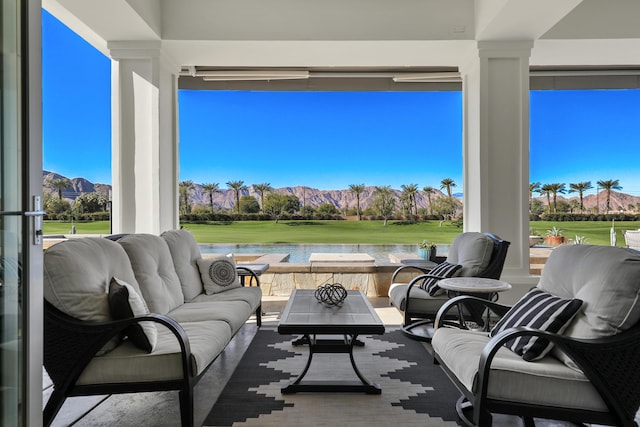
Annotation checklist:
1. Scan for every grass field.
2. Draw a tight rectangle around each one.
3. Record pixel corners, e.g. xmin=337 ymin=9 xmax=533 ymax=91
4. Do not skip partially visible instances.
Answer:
xmin=44 ymin=219 xmax=640 ymax=246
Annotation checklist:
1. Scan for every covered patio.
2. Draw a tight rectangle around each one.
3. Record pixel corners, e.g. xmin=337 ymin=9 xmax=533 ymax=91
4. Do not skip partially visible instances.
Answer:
xmin=25 ymin=0 xmax=640 ymax=425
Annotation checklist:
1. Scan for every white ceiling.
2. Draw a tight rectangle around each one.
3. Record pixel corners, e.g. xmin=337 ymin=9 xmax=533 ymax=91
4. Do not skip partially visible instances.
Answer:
xmin=43 ymin=0 xmax=640 ymax=71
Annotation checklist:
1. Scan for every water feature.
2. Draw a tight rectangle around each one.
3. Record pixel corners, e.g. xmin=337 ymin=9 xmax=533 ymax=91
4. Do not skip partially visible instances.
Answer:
xmin=199 ymin=243 xmax=449 ymax=263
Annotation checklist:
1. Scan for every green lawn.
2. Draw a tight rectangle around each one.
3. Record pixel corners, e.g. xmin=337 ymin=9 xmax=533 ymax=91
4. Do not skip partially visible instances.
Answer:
xmin=44 ymin=219 xmax=640 ymax=246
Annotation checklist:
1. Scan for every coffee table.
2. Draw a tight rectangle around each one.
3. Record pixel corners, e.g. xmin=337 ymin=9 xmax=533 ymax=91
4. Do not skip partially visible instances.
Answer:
xmin=277 ymin=289 xmax=385 ymax=394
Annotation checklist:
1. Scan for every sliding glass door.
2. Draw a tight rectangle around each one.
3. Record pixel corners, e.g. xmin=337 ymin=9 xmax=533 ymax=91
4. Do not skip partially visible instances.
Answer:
xmin=1 ymin=1 xmax=43 ymax=425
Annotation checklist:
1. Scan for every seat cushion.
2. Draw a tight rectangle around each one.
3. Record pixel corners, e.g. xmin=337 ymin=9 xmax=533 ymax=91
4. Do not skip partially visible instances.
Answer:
xmin=432 ymin=328 xmax=608 ymax=412
xmin=388 ymin=283 xmax=449 ymax=313
xmin=190 ymin=286 xmax=262 ymax=312
xmin=76 ymin=319 xmax=232 ymax=385
xmin=161 ymin=229 xmax=204 ymax=302
xmin=118 ymin=234 xmax=185 ymax=314
xmin=446 ymin=232 xmax=494 ymax=277
xmin=168 ymin=301 xmax=253 ymax=335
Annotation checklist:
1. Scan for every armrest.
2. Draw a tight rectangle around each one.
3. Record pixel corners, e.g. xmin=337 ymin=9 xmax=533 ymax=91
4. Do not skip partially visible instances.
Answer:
xmin=44 ymin=302 xmax=193 ymax=392
xmin=391 ymin=264 xmax=432 ymax=282
xmin=433 ymin=295 xmax=511 ymax=329
xmin=235 ymin=266 xmax=261 ymax=286
xmin=476 ymin=325 xmax=640 ymax=422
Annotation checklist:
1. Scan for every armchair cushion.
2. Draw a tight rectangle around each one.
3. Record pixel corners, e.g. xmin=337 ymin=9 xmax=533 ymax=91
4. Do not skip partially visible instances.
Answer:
xmin=446 ymin=232 xmax=494 ymax=277
xmin=108 ymin=277 xmax=157 ymax=353
xmin=419 ymin=261 xmax=462 ymax=296
xmin=490 ymin=288 xmax=583 ymax=361
xmin=197 ymin=256 xmax=242 ymax=294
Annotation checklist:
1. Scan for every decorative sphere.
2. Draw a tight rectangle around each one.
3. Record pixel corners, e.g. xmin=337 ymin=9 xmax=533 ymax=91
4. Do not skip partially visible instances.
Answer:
xmin=314 ymin=283 xmax=348 ymax=306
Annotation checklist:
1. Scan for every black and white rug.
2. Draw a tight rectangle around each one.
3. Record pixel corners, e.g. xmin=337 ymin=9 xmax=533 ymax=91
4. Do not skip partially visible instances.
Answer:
xmin=204 ymin=328 xmax=461 ymax=426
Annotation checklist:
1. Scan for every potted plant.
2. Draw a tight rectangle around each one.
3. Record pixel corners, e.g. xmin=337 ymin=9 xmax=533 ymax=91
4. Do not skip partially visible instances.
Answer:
xmin=545 ymin=227 xmax=565 ymax=246
xmin=418 ymin=240 xmax=437 ymax=261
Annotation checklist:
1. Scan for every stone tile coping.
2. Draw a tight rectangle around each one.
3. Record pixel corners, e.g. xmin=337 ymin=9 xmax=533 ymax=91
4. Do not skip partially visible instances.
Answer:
xmin=308 ymin=253 xmax=375 ymax=263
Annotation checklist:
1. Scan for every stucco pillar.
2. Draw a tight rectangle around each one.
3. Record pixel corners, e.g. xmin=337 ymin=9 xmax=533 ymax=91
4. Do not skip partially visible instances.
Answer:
xmin=461 ymin=41 xmax=535 ymax=290
xmin=109 ymin=41 xmax=179 ymax=234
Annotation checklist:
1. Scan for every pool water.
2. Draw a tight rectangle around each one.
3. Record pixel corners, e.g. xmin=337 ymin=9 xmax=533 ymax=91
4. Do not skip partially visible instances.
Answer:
xmin=199 ymin=243 xmax=448 ymax=263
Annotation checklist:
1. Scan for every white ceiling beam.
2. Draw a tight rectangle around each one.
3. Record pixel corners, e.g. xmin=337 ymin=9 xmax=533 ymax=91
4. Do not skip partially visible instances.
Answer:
xmin=475 ymin=0 xmax=583 ymax=41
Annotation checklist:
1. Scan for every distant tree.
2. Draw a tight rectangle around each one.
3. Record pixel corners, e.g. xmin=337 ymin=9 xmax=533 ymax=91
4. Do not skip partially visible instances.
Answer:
xmin=440 ymin=178 xmax=456 ymax=199
xmin=547 ymin=183 xmax=566 ymax=213
xmin=531 ymin=199 xmax=545 ymax=216
xmin=315 ymin=203 xmax=340 ymax=216
xmin=529 ymin=182 xmax=541 ymax=213
xmin=371 ymin=186 xmax=396 ymax=226
xmin=569 ymin=199 xmax=581 ymax=214
xmin=178 ymin=180 xmax=195 ymax=215
xmin=422 ymin=186 xmax=437 ymax=215
xmin=239 ymin=195 xmax=260 ymax=214
xmin=226 ymin=180 xmax=247 ymax=214
xmin=201 ymin=183 xmax=220 ymax=213
xmin=597 ymin=179 xmax=622 ymax=213
xmin=300 ymin=205 xmax=315 ymax=217
xmin=49 ymin=178 xmax=72 ymax=200
xmin=74 ymin=192 xmax=109 ymax=213
xmin=348 ymin=183 xmax=366 ymax=220
xmin=539 ymin=184 xmax=553 ymax=214
xmin=400 ymin=183 xmax=419 ymax=217
xmin=430 ymin=196 xmax=462 ymax=223
xmin=263 ymin=193 xmax=300 ymax=223
xmin=44 ymin=196 xmax=71 ymax=216
xmin=253 ymin=183 xmax=273 ymax=212
xmin=568 ymin=181 xmax=592 ymax=213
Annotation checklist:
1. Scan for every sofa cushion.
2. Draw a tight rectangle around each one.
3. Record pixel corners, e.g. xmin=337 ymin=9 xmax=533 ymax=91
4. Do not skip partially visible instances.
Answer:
xmin=419 ymin=261 xmax=462 ymax=296
xmin=168 ymin=301 xmax=253 ymax=335
xmin=118 ymin=234 xmax=184 ymax=314
xmin=108 ymin=277 xmax=158 ymax=353
xmin=190 ymin=286 xmax=262 ymax=312
xmin=490 ymin=288 xmax=583 ymax=361
xmin=388 ymin=283 xmax=449 ymax=312
xmin=44 ymin=238 xmax=140 ymax=323
xmin=197 ymin=256 xmax=242 ymax=294
xmin=446 ymin=232 xmax=494 ymax=277
xmin=161 ymin=230 xmax=204 ymax=302
xmin=432 ymin=327 xmax=608 ymax=412
xmin=76 ymin=319 xmax=232 ymax=385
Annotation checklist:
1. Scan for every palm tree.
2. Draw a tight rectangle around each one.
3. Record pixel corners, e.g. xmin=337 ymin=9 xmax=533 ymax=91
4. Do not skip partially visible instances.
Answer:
xmin=201 ymin=183 xmax=220 ymax=213
xmin=422 ymin=186 xmax=436 ymax=215
xmin=178 ymin=180 xmax=195 ymax=215
xmin=400 ymin=184 xmax=419 ymax=217
xmin=226 ymin=180 xmax=247 ymax=214
xmin=568 ymin=181 xmax=592 ymax=213
xmin=348 ymin=184 xmax=366 ymax=220
xmin=49 ymin=178 xmax=72 ymax=200
xmin=253 ymin=183 xmax=273 ymax=212
xmin=529 ymin=182 xmax=541 ymax=213
xmin=440 ymin=178 xmax=456 ymax=199
xmin=597 ymin=179 xmax=622 ymax=213
xmin=547 ymin=183 xmax=566 ymax=213
xmin=539 ymin=184 xmax=553 ymax=214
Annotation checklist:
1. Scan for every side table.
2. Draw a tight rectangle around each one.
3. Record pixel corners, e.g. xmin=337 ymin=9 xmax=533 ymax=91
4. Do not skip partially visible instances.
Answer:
xmin=437 ymin=277 xmax=512 ymax=330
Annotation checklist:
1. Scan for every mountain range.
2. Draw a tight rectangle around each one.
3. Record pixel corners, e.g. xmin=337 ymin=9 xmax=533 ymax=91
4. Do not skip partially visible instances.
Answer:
xmin=42 ymin=171 xmax=640 ymax=212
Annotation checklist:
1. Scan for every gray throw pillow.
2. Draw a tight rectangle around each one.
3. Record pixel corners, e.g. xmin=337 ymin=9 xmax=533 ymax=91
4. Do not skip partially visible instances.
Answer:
xmin=197 ymin=256 xmax=242 ymax=294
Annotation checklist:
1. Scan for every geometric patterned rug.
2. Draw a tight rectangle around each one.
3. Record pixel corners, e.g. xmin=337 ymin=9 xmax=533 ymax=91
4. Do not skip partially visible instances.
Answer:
xmin=204 ymin=328 xmax=462 ymax=426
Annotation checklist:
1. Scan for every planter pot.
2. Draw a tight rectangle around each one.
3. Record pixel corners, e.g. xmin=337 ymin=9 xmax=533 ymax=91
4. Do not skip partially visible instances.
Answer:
xmin=545 ymin=236 xmax=565 ymax=247
xmin=417 ymin=248 xmax=434 ymax=260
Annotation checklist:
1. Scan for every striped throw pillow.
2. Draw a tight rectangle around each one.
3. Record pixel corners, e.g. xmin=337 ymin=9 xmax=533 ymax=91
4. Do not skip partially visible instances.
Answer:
xmin=419 ymin=261 xmax=462 ymax=296
xmin=490 ymin=288 xmax=583 ymax=361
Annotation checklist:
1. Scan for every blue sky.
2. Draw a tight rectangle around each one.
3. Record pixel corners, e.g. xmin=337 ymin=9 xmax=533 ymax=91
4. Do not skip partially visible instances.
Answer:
xmin=42 ymin=10 xmax=640 ymax=195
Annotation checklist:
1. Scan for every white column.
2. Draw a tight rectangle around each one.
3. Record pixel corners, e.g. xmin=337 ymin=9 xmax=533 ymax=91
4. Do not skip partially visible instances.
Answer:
xmin=461 ymin=41 xmax=535 ymax=290
xmin=109 ymin=41 xmax=179 ymax=234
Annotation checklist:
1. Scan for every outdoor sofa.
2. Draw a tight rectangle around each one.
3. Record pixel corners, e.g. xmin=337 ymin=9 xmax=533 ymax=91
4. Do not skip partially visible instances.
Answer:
xmin=43 ymin=229 xmax=262 ymax=427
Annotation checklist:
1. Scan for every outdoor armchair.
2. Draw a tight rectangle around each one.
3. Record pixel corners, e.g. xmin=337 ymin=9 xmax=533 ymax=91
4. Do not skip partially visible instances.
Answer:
xmin=432 ymin=244 xmax=640 ymax=426
xmin=624 ymin=229 xmax=640 ymax=251
xmin=388 ymin=232 xmax=510 ymax=341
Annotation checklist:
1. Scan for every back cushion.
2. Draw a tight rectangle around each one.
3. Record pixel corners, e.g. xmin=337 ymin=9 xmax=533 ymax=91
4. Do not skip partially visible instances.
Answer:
xmin=446 ymin=232 xmax=494 ymax=277
xmin=118 ymin=234 xmax=185 ymax=314
xmin=161 ymin=229 xmax=204 ymax=302
xmin=44 ymin=237 xmax=140 ymax=322
xmin=538 ymin=244 xmax=640 ymax=339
